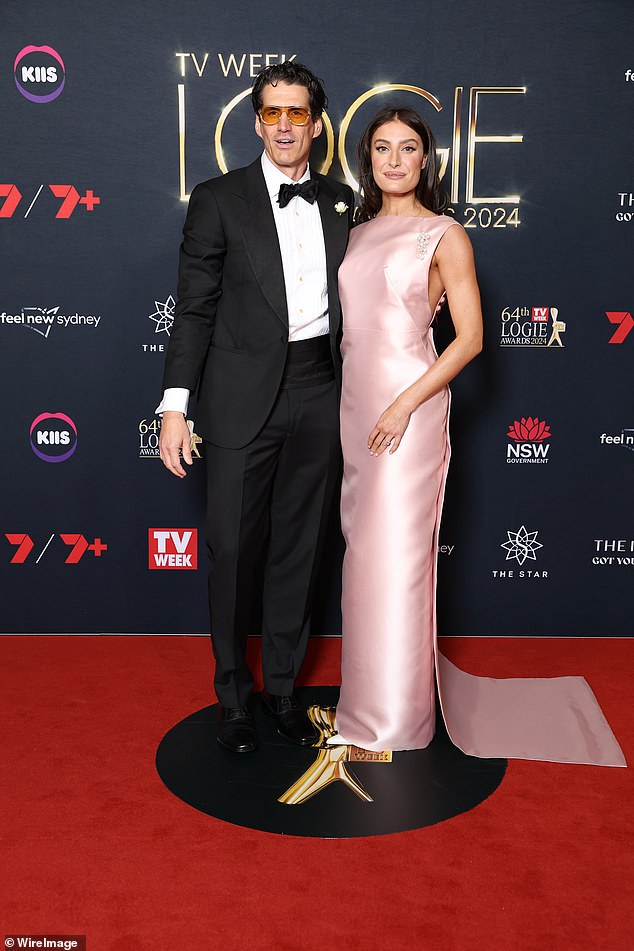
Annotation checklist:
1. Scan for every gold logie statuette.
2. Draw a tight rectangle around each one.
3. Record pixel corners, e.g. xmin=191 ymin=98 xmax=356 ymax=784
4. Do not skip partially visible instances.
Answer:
xmin=278 ymin=745 xmax=374 ymax=806
xmin=348 ymin=747 xmax=392 ymax=763
xmin=278 ymin=704 xmax=392 ymax=806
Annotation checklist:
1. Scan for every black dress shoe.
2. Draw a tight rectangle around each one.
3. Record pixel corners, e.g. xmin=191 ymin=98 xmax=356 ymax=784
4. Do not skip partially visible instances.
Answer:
xmin=261 ymin=691 xmax=319 ymax=746
xmin=217 ymin=706 xmax=257 ymax=753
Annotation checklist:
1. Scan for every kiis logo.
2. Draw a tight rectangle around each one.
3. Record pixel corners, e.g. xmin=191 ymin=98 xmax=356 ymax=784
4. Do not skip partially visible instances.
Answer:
xmin=14 ymin=46 xmax=65 ymax=103
xmin=506 ymin=416 xmax=551 ymax=464
xmin=30 ymin=412 xmax=77 ymax=462
xmin=148 ymin=529 xmax=198 ymax=569
xmin=500 ymin=306 xmax=566 ymax=347
xmin=604 ymin=311 xmax=633 ymax=344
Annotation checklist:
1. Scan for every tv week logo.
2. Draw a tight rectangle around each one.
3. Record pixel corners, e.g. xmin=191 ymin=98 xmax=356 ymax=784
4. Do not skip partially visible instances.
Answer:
xmin=148 ymin=529 xmax=198 ymax=569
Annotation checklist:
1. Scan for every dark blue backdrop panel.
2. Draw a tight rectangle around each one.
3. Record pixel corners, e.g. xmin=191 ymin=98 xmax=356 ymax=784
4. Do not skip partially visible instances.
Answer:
xmin=1 ymin=0 xmax=632 ymax=634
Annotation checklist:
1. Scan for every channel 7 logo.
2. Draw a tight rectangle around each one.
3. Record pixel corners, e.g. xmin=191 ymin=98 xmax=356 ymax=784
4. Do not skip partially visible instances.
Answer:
xmin=605 ymin=311 xmax=634 ymax=344
xmin=5 ymin=533 xmax=107 ymax=564
xmin=0 ymin=184 xmax=100 ymax=219
xmin=148 ymin=528 xmax=198 ymax=569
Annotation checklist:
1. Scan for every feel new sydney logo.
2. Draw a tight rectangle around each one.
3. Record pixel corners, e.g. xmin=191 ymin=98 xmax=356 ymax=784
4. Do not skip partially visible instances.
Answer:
xmin=0 ymin=307 xmax=102 ymax=338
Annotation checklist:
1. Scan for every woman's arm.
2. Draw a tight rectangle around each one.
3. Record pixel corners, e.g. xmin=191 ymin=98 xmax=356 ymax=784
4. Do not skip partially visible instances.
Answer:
xmin=368 ymin=224 xmax=483 ymax=455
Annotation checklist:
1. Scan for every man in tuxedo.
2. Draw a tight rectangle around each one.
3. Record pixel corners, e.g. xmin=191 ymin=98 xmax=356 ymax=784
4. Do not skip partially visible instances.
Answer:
xmin=158 ymin=62 xmax=354 ymax=752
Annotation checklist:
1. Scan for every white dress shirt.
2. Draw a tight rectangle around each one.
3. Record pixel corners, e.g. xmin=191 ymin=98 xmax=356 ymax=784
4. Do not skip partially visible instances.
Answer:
xmin=156 ymin=151 xmax=329 ymax=416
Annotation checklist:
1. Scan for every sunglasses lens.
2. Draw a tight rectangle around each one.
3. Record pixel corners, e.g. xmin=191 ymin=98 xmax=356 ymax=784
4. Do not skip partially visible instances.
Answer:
xmin=260 ymin=107 xmax=310 ymax=125
xmin=260 ymin=107 xmax=281 ymax=124
xmin=287 ymin=108 xmax=310 ymax=125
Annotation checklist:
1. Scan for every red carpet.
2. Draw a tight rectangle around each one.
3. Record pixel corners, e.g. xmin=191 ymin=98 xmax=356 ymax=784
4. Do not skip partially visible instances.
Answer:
xmin=2 ymin=635 xmax=633 ymax=950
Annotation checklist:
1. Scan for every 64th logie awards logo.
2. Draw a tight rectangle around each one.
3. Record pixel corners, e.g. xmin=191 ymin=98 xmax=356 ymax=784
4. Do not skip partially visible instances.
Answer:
xmin=500 ymin=306 xmax=566 ymax=347
xmin=138 ymin=417 xmax=202 ymax=458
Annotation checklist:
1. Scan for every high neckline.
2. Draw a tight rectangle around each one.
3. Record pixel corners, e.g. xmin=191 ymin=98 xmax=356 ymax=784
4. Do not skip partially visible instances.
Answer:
xmin=374 ymin=213 xmax=440 ymax=220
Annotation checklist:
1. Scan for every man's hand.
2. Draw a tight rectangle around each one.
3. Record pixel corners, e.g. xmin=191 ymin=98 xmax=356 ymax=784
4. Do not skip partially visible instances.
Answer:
xmin=159 ymin=412 xmax=193 ymax=478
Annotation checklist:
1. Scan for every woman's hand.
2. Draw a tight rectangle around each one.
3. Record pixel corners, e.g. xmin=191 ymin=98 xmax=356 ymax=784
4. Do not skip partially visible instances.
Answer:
xmin=368 ymin=395 xmax=415 ymax=455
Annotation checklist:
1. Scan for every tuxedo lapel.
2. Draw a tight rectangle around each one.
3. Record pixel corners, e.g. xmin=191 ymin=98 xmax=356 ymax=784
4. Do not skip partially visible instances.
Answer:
xmin=315 ymin=175 xmax=351 ymax=333
xmin=235 ymin=160 xmax=288 ymax=329
xmin=233 ymin=162 xmax=349 ymax=334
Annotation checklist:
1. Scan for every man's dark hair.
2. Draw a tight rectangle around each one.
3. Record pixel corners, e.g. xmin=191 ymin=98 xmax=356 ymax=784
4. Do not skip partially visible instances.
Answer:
xmin=251 ymin=61 xmax=328 ymax=118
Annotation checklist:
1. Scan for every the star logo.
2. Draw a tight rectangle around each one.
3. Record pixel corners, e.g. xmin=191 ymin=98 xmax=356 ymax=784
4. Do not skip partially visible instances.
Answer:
xmin=501 ymin=526 xmax=543 ymax=565
xmin=148 ymin=295 xmax=175 ymax=336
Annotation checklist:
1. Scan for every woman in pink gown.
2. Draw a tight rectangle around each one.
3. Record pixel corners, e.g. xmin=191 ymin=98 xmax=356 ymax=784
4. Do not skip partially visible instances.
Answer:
xmin=331 ymin=106 xmax=625 ymax=767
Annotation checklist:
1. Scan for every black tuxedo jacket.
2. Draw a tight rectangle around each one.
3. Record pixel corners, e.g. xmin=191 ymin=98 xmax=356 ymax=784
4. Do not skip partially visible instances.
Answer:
xmin=163 ymin=158 xmax=355 ymax=448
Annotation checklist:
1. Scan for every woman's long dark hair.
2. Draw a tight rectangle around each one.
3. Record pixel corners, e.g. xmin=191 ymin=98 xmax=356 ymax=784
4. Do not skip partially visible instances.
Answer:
xmin=355 ymin=104 xmax=448 ymax=223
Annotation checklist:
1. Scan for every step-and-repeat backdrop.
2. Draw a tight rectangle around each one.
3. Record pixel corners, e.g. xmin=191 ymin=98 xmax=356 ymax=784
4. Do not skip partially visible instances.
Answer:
xmin=2 ymin=0 xmax=632 ymax=635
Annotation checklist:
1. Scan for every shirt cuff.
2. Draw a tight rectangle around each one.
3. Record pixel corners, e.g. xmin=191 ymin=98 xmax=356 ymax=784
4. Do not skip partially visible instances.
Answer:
xmin=155 ymin=388 xmax=190 ymax=416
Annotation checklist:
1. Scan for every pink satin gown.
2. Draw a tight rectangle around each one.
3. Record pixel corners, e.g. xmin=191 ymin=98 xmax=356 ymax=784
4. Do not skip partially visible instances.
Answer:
xmin=336 ymin=215 xmax=625 ymax=766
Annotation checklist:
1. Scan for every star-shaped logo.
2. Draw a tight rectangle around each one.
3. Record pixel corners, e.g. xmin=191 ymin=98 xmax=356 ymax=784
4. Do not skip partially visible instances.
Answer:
xmin=501 ymin=525 xmax=543 ymax=565
xmin=148 ymin=295 xmax=175 ymax=336
xmin=23 ymin=306 xmax=60 ymax=339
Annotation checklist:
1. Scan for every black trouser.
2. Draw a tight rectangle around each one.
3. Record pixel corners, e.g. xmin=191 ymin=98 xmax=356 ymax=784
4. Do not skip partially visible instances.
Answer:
xmin=205 ymin=342 xmax=340 ymax=708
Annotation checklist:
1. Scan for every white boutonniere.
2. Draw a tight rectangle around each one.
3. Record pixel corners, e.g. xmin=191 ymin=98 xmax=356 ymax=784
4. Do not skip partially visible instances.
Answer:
xmin=334 ymin=201 xmax=349 ymax=215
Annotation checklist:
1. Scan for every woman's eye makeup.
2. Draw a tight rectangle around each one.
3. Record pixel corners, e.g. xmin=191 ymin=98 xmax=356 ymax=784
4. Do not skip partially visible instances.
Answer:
xmin=373 ymin=144 xmax=418 ymax=153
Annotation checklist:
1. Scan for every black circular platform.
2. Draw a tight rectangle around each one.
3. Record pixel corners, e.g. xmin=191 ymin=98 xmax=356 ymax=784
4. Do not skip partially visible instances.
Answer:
xmin=156 ymin=687 xmax=507 ymax=837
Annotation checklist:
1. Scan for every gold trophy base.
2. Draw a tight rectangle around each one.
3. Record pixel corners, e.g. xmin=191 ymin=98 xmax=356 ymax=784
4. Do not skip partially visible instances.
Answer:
xmin=278 ymin=705 xmax=392 ymax=806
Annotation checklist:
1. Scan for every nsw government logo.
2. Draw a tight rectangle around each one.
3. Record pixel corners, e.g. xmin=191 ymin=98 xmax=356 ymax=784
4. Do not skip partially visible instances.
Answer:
xmin=500 ymin=306 xmax=566 ymax=347
xmin=14 ymin=45 xmax=65 ymax=103
xmin=148 ymin=529 xmax=198 ymax=569
xmin=492 ymin=526 xmax=547 ymax=579
xmin=30 ymin=412 xmax=77 ymax=462
xmin=506 ymin=417 xmax=551 ymax=464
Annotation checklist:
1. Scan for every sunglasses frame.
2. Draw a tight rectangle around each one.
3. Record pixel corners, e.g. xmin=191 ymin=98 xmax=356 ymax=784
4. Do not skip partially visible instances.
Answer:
xmin=258 ymin=105 xmax=312 ymax=127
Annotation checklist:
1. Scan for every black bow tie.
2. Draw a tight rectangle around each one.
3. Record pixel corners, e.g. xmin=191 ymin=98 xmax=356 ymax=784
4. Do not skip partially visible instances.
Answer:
xmin=277 ymin=179 xmax=319 ymax=209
